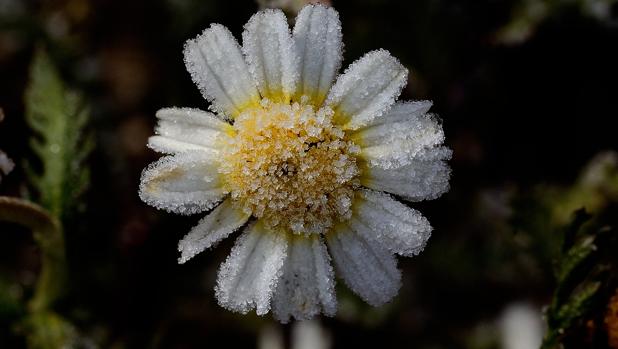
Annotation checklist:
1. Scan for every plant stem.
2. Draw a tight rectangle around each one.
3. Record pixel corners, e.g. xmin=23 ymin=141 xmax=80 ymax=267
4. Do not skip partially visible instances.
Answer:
xmin=0 ymin=196 xmax=66 ymax=312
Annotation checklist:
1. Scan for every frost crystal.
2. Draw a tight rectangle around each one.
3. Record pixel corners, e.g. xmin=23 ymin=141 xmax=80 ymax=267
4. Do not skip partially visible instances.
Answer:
xmin=327 ymin=222 xmax=401 ymax=306
xmin=138 ymin=151 xmax=226 ymax=215
xmin=243 ymin=9 xmax=299 ymax=102
xmin=326 ymin=49 xmax=408 ymax=130
xmin=215 ymin=222 xmax=288 ymax=315
xmin=219 ymin=99 xmax=360 ymax=235
xmin=272 ymin=235 xmax=337 ymax=322
xmin=139 ymin=4 xmax=451 ymax=322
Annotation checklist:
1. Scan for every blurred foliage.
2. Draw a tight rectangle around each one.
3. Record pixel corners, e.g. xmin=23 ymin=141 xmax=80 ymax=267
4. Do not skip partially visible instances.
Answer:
xmin=505 ymin=152 xmax=618 ymax=348
xmin=540 ymin=209 xmax=616 ymax=348
xmin=20 ymin=312 xmax=78 ymax=349
xmin=496 ymin=0 xmax=617 ymax=44
xmin=0 ymin=275 xmax=23 ymax=320
xmin=0 ymin=48 xmax=93 ymax=348
xmin=24 ymin=48 xmax=93 ymax=220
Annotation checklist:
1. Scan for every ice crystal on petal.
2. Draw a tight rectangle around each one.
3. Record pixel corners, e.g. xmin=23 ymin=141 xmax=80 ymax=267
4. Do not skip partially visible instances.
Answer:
xmin=362 ymin=100 xmax=433 ymax=126
xmin=362 ymin=149 xmax=451 ymax=201
xmin=148 ymin=107 xmax=232 ymax=154
xmin=352 ymin=189 xmax=432 ymax=256
xmin=242 ymin=9 xmax=299 ymax=102
xmin=178 ymin=198 xmax=250 ymax=264
xmin=272 ymin=235 xmax=337 ymax=323
xmin=184 ymin=24 xmax=260 ymax=117
xmin=138 ymin=151 xmax=227 ymax=215
xmin=327 ymin=223 xmax=401 ymax=306
xmin=215 ymin=223 xmax=288 ymax=315
xmin=293 ymin=4 xmax=343 ymax=105
xmin=326 ymin=49 xmax=408 ymax=130
xmin=354 ymin=102 xmax=448 ymax=169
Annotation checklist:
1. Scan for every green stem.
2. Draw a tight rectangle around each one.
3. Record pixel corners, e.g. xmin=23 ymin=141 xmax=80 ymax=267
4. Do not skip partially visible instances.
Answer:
xmin=0 ymin=196 xmax=66 ymax=312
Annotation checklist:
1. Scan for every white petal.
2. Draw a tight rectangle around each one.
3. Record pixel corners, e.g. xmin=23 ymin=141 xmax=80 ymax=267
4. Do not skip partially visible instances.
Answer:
xmin=184 ymin=24 xmax=260 ymax=118
xmin=360 ymin=100 xmax=433 ymax=127
xmin=293 ymin=4 xmax=343 ymax=106
xmin=352 ymin=101 xmax=451 ymax=170
xmin=147 ymin=107 xmax=233 ymax=154
xmin=326 ymin=49 xmax=408 ymax=130
xmin=326 ymin=223 xmax=401 ymax=306
xmin=361 ymin=150 xmax=451 ymax=201
xmin=138 ymin=151 xmax=226 ymax=215
xmin=243 ymin=9 xmax=298 ymax=102
xmin=352 ymin=189 xmax=432 ymax=257
xmin=215 ymin=222 xmax=288 ymax=315
xmin=177 ymin=198 xmax=250 ymax=264
xmin=272 ymin=235 xmax=336 ymax=323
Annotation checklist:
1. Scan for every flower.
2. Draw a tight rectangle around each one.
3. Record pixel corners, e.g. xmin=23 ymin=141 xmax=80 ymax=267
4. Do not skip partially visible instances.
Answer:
xmin=139 ymin=4 xmax=451 ymax=322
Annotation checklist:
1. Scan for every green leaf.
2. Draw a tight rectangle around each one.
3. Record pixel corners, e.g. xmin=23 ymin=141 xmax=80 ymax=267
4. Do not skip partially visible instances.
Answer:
xmin=541 ymin=210 xmax=607 ymax=348
xmin=24 ymin=48 xmax=93 ymax=220
xmin=18 ymin=47 xmax=93 ymax=314
xmin=555 ymin=281 xmax=601 ymax=329
xmin=554 ymin=235 xmax=595 ymax=302
xmin=22 ymin=311 xmax=78 ymax=349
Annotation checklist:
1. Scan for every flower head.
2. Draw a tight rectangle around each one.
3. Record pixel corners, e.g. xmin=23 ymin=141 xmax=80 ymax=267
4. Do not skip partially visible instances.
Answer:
xmin=139 ymin=4 xmax=451 ymax=322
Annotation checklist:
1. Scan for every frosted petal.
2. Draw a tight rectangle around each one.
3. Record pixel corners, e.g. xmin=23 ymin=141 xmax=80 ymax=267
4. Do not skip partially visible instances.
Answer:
xmin=242 ymin=9 xmax=299 ymax=102
xmin=272 ymin=235 xmax=336 ymax=323
xmin=352 ymin=189 xmax=432 ymax=256
xmin=177 ymin=198 xmax=250 ymax=264
xmin=362 ymin=100 xmax=433 ymax=126
xmin=215 ymin=222 xmax=288 ymax=315
xmin=326 ymin=49 xmax=408 ymax=130
xmin=293 ymin=4 xmax=343 ymax=106
xmin=184 ymin=24 xmax=260 ymax=118
xmin=352 ymin=101 xmax=450 ymax=170
xmin=361 ymin=150 xmax=451 ymax=201
xmin=138 ymin=151 xmax=226 ymax=215
xmin=147 ymin=107 xmax=233 ymax=154
xmin=326 ymin=223 xmax=401 ymax=306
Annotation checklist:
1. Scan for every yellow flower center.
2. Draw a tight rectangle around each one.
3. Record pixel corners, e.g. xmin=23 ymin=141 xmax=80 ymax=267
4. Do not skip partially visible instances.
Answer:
xmin=220 ymin=99 xmax=360 ymax=235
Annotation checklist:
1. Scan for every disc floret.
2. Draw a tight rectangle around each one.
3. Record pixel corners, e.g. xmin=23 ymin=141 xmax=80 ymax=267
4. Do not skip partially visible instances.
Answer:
xmin=220 ymin=99 xmax=360 ymax=235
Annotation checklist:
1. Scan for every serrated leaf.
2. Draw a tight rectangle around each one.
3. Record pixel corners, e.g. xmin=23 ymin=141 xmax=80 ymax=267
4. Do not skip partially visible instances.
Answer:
xmin=541 ymin=210 xmax=608 ymax=348
xmin=24 ymin=48 xmax=93 ymax=220
xmin=555 ymin=235 xmax=595 ymax=296
xmin=556 ymin=281 xmax=601 ymax=328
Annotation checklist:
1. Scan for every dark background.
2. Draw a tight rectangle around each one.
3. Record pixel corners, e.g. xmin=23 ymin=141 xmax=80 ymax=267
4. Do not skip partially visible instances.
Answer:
xmin=1 ymin=0 xmax=618 ymax=348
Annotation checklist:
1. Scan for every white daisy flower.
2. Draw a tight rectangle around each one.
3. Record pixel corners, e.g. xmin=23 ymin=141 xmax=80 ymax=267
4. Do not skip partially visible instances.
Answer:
xmin=139 ymin=4 xmax=451 ymax=322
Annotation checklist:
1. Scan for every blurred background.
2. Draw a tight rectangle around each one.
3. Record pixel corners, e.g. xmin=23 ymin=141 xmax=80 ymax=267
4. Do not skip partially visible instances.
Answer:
xmin=1 ymin=0 xmax=618 ymax=348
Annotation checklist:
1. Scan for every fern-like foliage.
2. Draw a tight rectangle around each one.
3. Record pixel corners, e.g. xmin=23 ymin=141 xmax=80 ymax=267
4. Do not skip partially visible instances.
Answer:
xmin=24 ymin=48 xmax=93 ymax=220
xmin=541 ymin=209 xmax=616 ymax=348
